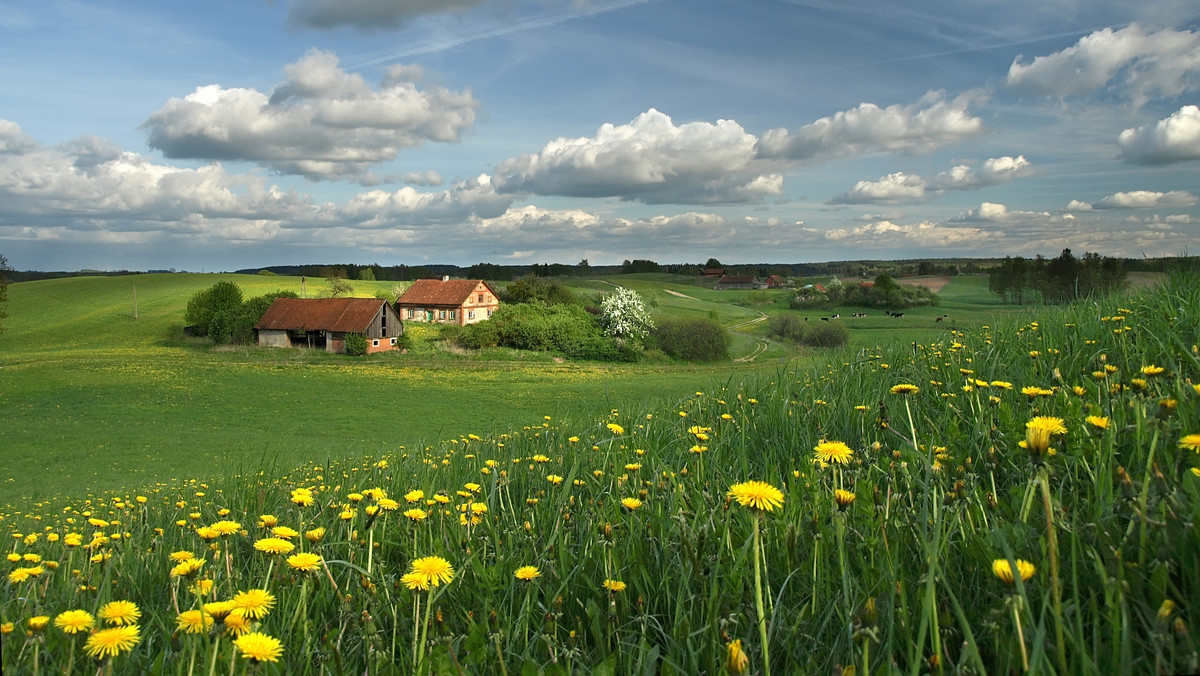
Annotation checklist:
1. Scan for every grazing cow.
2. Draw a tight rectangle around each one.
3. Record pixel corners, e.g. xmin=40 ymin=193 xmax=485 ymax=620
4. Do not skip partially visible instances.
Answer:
xmin=935 ymin=316 xmax=943 ymax=322
xmin=820 ymin=317 xmax=829 ymax=322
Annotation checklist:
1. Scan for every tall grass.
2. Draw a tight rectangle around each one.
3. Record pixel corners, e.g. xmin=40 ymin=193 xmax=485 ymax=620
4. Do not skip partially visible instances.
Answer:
xmin=2 ymin=273 xmax=1198 ymax=674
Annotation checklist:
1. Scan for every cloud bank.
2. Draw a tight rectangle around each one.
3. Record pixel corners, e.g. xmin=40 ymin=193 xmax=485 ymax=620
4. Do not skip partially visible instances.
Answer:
xmin=1118 ymin=105 xmax=1200 ymax=164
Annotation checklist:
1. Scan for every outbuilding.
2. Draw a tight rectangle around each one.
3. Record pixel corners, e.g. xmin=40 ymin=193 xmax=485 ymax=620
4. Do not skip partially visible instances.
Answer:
xmin=255 ymin=297 xmax=402 ymax=353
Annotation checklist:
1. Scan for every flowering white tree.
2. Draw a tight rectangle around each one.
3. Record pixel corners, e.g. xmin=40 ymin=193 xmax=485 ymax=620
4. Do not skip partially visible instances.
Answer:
xmin=599 ymin=287 xmax=654 ymax=344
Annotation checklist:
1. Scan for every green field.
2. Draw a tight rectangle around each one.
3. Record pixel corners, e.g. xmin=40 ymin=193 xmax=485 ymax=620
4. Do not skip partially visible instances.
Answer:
xmin=1 ymin=270 xmax=1198 ymax=674
xmin=0 ymin=273 xmax=1064 ymax=506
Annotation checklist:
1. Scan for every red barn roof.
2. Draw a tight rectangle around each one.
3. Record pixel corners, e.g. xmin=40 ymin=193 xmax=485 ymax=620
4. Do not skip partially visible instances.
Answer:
xmin=255 ymin=297 xmax=386 ymax=333
xmin=396 ymin=279 xmax=497 ymax=306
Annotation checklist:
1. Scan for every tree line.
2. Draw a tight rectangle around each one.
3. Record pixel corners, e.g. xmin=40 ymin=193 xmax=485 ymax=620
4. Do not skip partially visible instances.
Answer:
xmin=988 ymin=249 xmax=1126 ymax=304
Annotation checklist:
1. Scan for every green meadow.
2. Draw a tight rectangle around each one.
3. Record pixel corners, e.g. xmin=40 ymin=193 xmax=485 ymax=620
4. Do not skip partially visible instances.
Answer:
xmin=2 ymin=270 xmax=1198 ymax=674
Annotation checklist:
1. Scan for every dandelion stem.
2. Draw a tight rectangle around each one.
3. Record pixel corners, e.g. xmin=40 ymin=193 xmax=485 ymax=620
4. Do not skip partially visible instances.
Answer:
xmin=1012 ymin=599 xmax=1029 ymax=672
xmin=753 ymin=515 xmax=771 ymax=676
xmin=1039 ymin=472 xmax=1068 ymax=675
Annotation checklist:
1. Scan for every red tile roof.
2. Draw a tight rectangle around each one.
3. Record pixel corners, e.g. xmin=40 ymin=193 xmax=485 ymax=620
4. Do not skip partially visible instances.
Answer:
xmin=255 ymin=297 xmax=385 ymax=333
xmin=396 ymin=279 xmax=496 ymax=307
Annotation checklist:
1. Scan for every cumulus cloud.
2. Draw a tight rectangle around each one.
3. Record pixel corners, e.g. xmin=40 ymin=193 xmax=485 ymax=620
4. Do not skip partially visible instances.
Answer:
xmin=334 ymin=174 xmax=513 ymax=227
xmin=492 ymin=109 xmax=782 ymax=204
xmin=931 ymin=155 xmax=1033 ymax=190
xmin=288 ymin=0 xmax=487 ymax=30
xmin=0 ymin=119 xmax=37 ymax=154
xmin=1093 ymin=190 xmax=1197 ymax=208
xmin=1118 ymin=105 xmax=1200 ymax=164
xmin=828 ymin=172 xmax=926 ymax=204
xmin=1006 ymin=24 xmax=1200 ymax=104
xmin=827 ymin=156 xmax=1033 ymax=205
xmin=403 ymin=170 xmax=444 ymax=186
xmin=824 ymin=219 xmax=1000 ymax=248
xmin=142 ymin=50 xmax=478 ymax=182
xmin=1066 ymin=199 xmax=1093 ymax=212
xmin=756 ymin=91 xmax=983 ymax=161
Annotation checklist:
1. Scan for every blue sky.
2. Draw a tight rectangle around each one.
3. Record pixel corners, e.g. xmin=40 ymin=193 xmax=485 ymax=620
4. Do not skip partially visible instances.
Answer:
xmin=1 ymin=0 xmax=1198 ymax=271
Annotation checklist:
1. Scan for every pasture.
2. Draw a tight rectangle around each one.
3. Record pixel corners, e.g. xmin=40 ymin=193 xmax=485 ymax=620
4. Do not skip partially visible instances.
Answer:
xmin=2 ymin=270 xmax=1197 ymax=674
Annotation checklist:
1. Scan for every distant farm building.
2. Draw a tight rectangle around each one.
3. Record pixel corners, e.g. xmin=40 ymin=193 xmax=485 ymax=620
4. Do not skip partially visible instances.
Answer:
xmin=396 ymin=278 xmax=499 ymax=326
xmin=715 ymin=275 xmax=766 ymax=290
xmin=254 ymin=297 xmax=401 ymax=354
xmin=765 ymin=275 xmax=793 ymax=288
xmin=700 ymin=268 xmax=726 ymax=279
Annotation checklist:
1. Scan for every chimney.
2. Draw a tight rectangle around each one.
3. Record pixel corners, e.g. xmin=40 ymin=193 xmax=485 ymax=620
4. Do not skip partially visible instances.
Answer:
xmin=442 ymin=275 xmax=450 ymax=282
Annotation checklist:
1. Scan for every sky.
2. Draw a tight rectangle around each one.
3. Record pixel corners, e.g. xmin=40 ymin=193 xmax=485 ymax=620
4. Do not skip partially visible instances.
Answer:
xmin=1 ymin=0 xmax=1199 ymax=272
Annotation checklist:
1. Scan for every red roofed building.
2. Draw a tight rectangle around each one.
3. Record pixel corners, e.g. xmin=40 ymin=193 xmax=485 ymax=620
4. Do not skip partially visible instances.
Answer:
xmin=255 ymin=297 xmax=402 ymax=353
xmin=396 ymin=278 xmax=500 ymax=326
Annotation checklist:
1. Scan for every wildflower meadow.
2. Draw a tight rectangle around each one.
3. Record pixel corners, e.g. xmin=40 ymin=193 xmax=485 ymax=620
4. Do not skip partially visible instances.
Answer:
xmin=3 ymin=273 xmax=1199 ymax=674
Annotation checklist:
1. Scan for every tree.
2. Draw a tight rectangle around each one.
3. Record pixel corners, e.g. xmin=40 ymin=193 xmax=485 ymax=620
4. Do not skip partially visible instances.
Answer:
xmin=358 ymin=267 xmax=377 ymax=281
xmin=184 ymin=281 xmax=244 ymax=337
xmin=599 ymin=287 xmax=653 ymax=344
xmin=326 ymin=277 xmax=354 ymax=298
xmin=0 ymin=253 xmax=10 ymax=335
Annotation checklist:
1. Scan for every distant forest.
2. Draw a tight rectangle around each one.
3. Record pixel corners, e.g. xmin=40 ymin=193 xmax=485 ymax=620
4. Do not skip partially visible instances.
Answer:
xmin=6 ymin=252 xmax=1196 ymax=286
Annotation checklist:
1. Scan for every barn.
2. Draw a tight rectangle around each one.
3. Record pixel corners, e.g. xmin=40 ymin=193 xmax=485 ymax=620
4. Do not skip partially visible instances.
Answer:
xmin=254 ymin=297 xmax=402 ymax=354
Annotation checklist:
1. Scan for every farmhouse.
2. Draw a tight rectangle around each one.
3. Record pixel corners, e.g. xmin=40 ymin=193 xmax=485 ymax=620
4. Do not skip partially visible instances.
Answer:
xmin=715 ymin=275 xmax=767 ymax=290
xmin=255 ymin=297 xmax=402 ymax=354
xmin=396 ymin=277 xmax=499 ymax=326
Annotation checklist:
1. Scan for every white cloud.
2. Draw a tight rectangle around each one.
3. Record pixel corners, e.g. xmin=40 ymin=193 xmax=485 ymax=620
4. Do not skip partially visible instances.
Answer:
xmin=403 ymin=170 xmax=444 ymax=186
xmin=0 ymin=119 xmax=37 ymax=154
xmin=1066 ymin=199 xmax=1093 ymax=212
xmin=824 ymin=220 xmax=999 ymax=248
xmin=932 ymin=155 xmax=1034 ymax=190
xmin=828 ymin=155 xmax=1033 ymax=205
xmin=334 ymin=174 xmax=513 ymax=227
xmin=492 ymin=109 xmax=782 ymax=204
xmin=1118 ymin=105 xmax=1200 ymax=164
xmin=288 ymin=0 xmax=487 ymax=30
xmin=1006 ymin=24 xmax=1200 ymax=105
xmin=142 ymin=50 xmax=478 ymax=182
xmin=828 ymin=172 xmax=926 ymax=204
xmin=1093 ymin=190 xmax=1197 ymax=208
xmin=756 ymin=91 xmax=983 ymax=161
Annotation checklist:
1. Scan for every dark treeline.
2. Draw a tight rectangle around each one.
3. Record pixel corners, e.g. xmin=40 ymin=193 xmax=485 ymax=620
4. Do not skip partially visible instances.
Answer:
xmin=988 ymin=249 xmax=1128 ymax=304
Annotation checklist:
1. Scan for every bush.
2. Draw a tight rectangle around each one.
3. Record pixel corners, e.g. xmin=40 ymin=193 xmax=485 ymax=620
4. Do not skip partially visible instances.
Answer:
xmin=599 ymin=287 xmax=653 ymax=344
xmin=560 ymin=334 xmax=638 ymax=362
xmin=652 ymin=317 xmax=731 ymax=362
xmin=499 ymin=276 xmax=578 ymax=306
xmin=768 ymin=314 xmax=848 ymax=348
xmin=343 ymin=332 xmax=367 ymax=356
xmin=184 ymin=281 xmax=244 ymax=338
xmin=230 ymin=291 xmax=298 ymax=344
xmin=455 ymin=302 xmax=609 ymax=357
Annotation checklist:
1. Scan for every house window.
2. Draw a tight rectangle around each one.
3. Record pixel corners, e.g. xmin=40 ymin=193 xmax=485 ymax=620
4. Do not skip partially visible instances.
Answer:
xmin=439 ymin=310 xmax=446 ymax=319
xmin=478 ymin=294 xmax=484 ymax=303
xmin=390 ymin=337 xmax=396 ymax=345
xmin=405 ymin=309 xmax=413 ymax=319
xmin=468 ymin=310 xmax=475 ymax=320
xmin=487 ymin=308 xmax=493 ymax=317
xmin=449 ymin=310 xmax=456 ymax=319
xmin=372 ymin=339 xmax=379 ymax=347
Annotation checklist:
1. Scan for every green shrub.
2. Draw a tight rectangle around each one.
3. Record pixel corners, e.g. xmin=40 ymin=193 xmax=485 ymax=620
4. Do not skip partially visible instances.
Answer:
xmin=458 ymin=302 xmax=606 ymax=356
xmin=184 ymin=281 xmax=244 ymax=338
xmin=343 ymin=332 xmax=367 ymax=356
xmin=652 ymin=317 xmax=731 ymax=362
xmin=499 ymin=276 xmax=579 ymax=306
xmin=768 ymin=315 xmax=848 ymax=348
xmin=458 ymin=320 xmax=499 ymax=349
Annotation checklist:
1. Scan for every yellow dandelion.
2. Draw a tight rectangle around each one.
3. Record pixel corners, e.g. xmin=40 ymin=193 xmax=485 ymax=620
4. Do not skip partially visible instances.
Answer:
xmin=1179 ymin=434 xmax=1200 ymax=453
xmin=992 ymin=558 xmax=1036 ymax=584
xmin=210 ymin=520 xmax=241 ymax=536
xmin=401 ymin=571 xmax=429 ymax=591
xmin=1086 ymin=416 xmax=1110 ymax=430
xmin=271 ymin=526 xmax=299 ymax=539
xmin=409 ymin=556 xmax=455 ymax=588
xmin=547 ymin=474 xmax=564 ymax=485
xmin=287 ymin=552 xmax=323 ymax=572
xmin=834 ymin=489 xmax=856 ymax=511
xmin=235 ymin=632 xmax=284 ymax=663
xmin=54 ymin=609 xmax=95 ymax=634
xmin=305 ymin=527 xmax=326 ymax=543
xmin=169 ymin=550 xmax=196 ymax=562
xmin=603 ymin=579 xmax=627 ymax=592
xmin=230 ymin=588 xmax=276 ymax=619
xmin=607 ymin=423 xmax=625 ymax=435
xmin=514 ymin=565 xmax=542 ymax=582
xmin=259 ymin=514 xmax=279 ymax=526
xmin=202 ymin=601 xmax=234 ymax=621
xmin=404 ymin=508 xmax=428 ymax=522
xmin=405 ymin=489 xmax=425 ymax=503
xmin=890 ymin=383 xmax=920 ymax=395
xmin=726 ymin=638 xmax=749 ymax=674
xmin=175 ymin=610 xmax=214 ymax=634
xmin=98 ymin=600 xmax=141 ymax=626
xmin=1141 ymin=365 xmax=1166 ymax=376
xmin=223 ymin=610 xmax=252 ymax=637
xmin=253 ymin=538 xmax=294 ymax=555
xmin=726 ymin=480 xmax=785 ymax=513
xmin=814 ymin=440 xmax=854 ymax=465
xmin=84 ymin=625 xmax=141 ymax=659
xmin=195 ymin=526 xmax=220 ymax=541
xmin=621 ymin=497 xmax=643 ymax=510
xmin=28 ymin=615 xmax=50 ymax=632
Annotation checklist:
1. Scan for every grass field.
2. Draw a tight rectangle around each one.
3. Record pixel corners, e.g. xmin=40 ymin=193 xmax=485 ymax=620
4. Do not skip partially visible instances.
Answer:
xmin=1 ymin=269 xmax=1197 ymax=674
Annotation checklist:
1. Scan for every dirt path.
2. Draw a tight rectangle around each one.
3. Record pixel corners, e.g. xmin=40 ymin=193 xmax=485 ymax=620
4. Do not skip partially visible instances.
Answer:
xmin=664 ymin=289 xmax=698 ymax=300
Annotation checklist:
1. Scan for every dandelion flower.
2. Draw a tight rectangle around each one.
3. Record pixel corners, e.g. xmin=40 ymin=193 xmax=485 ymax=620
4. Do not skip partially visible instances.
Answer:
xmin=271 ymin=526 xmax=299 ymax=539
xmin=84 ymin=625 xmax=140 ymax=659
xmin=1141 ymin=365 xmax=1166 ymax=376
xmin=287 ymin=552 xmax=323 ymax=572
xmin=603 ymin=579 xmax=627 ymax=592
xmin=28 ymin=615 xmax=50 ymax=632
xmin=169 ymin=550 xmax=196 ymax=562
xmin=814 ymin=440 xmax=854 ymax=465
xmin=514 ymin=565 xmax=541 ymax=582
xmin=204 ymin=601 xmax=234 ymax=621
xmin=621 ymin=497 xmax=643 ymax=510
xmin=54 ymin=609 xmax=95 ymax=634
xmin=726 ymin=638 xmax=749 ymax=674
xmin=726 ymin=480 xmax=785 ymax=513
xmin=404 ymin=489 xmax=425 ymax=503
xmin=211 ymin=520 xmax=242 ymax=536
xmin=607 ymin=423 xmax=625 ymax=435
xmin=98 ymin=600 xmax=141 ymax=626
xmin=175 ymin=610 xmax=214 ymax=634
xmin=401 ymin=571 xmax=429 ymax=591
xmin=1179 ymin=434 xmax=1200 ymax=453
xmin=1086 ymin=416 xmax=1110 ymax=430
xmin=253 ymin=537 xmax=294 ymax=555
xmin=409 ymin=556 xmax=455 ymax=588
xmin=992 ymin=558 xmax=1036 ymax=584
xmin=223 ymin=610 xmax=252 ymax=637
xmin=305 ymin=527 xmax=326 ymax=543
xmin=890 ymin=384 xmax=920 ymax=395
xmin=235 ymin=632 xmax=284 ymax=663
xmin=834 ymin=489 xmax=856 ymax=511
xmin=546 ymin=475 xmax=564 ymax=485
xmin=404 ymin=508 xmax=428 ymax=522
xmin=230 ymin=588 xmax=276 ymax=619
